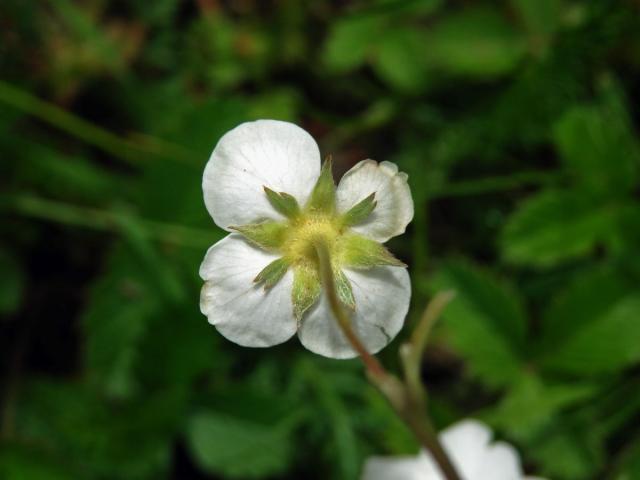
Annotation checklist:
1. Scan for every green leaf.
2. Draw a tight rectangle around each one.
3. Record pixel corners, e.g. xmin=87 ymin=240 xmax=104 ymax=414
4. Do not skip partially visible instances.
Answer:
xmin=230 ymin=221 xmax=288 ymax=251
xmin=511 ymin=0 xmax=561 ymax=38
xmin=501 ymin=190 xmax=614 ymax=267
xmin=264 ymin=187 xmax=300 ymax=219
xmin=539 ymin=266 xmax=634 ymax=355
xmin=341 ymin=193 xmax=377 ymax=227
xmin=297 ymin=360 xmax=362 ymax=479
xmin=18 ymin=381 xmax=180 ymax=479
xmin=292 ymin=265 xmax=321 ymax=321
xmin=17 ymin=142 xmax=120 ymax=202
xmin=371 ymin=0 xmax=443 ymax=15
xmin=254 ymin=257 xmax=289 ymax=290
xmin=530 ymin=424 xmax=605 ymax=480
xmin=323 ymin=15 xmax=383 ymax=72
xmin=186 ymin=411 xmax=299 ymax=479
xmin=116 ymin=213 xmax=186 ymax=303
xmin=430 ymin=260 xmax=527 ymax=387
xmin=488 ymin=373 xmax=597 ymax=441
xmin=0 ymin=445 xmax=75 ymax=480
xmin=543 ymin=294 xmax=640 ymax=375
xmin=339 ymin=234 xmax=405 ymax=268
xmin=83 ymin=244 xmax=159 ymax=398
xmin=425 ymin=8 xmax=526 ymax=78
xmin=306 ymin=159 xmax=336 ymax=214
xmin=334 ymin=269 xmax=356 ymax=311
xmin=554 ymin=103 xmax=639 ymax=195
xmin=374 ymin=29 xmax=430 ymax=92
xmin=249 ymin=89 xmax=301 ymax=123
xmin=539 ymin=266 xmax=640 ymax=375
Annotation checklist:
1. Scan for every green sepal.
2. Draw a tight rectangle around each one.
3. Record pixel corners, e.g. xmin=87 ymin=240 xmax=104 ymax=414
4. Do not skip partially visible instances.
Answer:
xmin=230 ymin=221 xmax=287 ymax=251
xmin=334 ymin=268 xmax=356 ymax=311
xmin=254 ymin=257 xmax=289 ymax=290
xmin=264 ymin=187 xmax=300 ymax=219
xmin=306 ymin=157 xmax=336 ymax=214
xmin=341 ymin=192 xmax=376 ymax=226
xmin=292 ymin=265 xmax=321 ymax=322
xmin=340 ymin=234 xmax=406 ymax=268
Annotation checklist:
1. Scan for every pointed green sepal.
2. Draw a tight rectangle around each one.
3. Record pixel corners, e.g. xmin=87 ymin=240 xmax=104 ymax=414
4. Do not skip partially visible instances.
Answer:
xmin=292 ymin=265 xmax=321 ymax=322
xmin=230 ymin=221 xmax=287 ymax=251
xmin=341 ymin=192 xmax=377 ymax=226
xmin=340 ymin=234 xmax=406 ymax=268
xmin=254 ymin=257 xmax=289 ymax=290
xmin=264 ymin=187 xmax=300 ymax=219
xmin=334 ymin=268 xmax=356 ymax=311
xmin=306 ymin=157 xmax=336 ymax=213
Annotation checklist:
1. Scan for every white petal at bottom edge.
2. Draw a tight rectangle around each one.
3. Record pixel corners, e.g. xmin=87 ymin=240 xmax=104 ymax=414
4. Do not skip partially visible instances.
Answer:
xmin=440 ymin=420 xmax=492 ymax=478
xmin=439 ymin=420 xmax=532 ymax=480
xmin=474 ymin=442 xmax=524 ymax=480
xmin=362 ymin=420 xmax=547 ymax=480
xmin=297 ymin=266 xmax=410 ymax=359
xmin=199 ymin=234 xmax=296 ymax=347
xmin=361 ymin=456 xmax=432 ymax=480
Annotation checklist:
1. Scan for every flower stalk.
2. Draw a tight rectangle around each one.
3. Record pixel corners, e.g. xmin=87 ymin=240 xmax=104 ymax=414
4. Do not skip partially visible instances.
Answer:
xmin=314 ymin=240 xmax=386 ymax=380
xmin=314 ymin=240 xmax=462 ymax=480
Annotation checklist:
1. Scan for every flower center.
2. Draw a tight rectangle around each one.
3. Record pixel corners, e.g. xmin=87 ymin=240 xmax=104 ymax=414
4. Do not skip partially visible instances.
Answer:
xmin=281 ymin=214 xmax=343 ymax=267
xmin=228 ymin=160 xmax=402 ymax=320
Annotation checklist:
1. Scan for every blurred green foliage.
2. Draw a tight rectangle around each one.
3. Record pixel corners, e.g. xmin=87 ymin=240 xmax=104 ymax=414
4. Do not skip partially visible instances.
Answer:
xmin=1 ymin=0 xmax=640 ymax=479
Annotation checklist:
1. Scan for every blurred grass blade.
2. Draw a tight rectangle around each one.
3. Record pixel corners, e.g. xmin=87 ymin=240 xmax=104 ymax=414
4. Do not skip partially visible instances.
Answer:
xmin=8 ymin=194 xmax=219 ymax=248
xmin=0 ymin=81 xmax=198 ymax=166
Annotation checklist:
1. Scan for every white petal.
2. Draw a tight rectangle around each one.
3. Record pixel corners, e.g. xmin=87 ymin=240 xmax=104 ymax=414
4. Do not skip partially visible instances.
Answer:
xmin=475 ymin=442 xmax=524 ymax=480
xmin=298 ymin=266 xmax=410 ymax=359
xmin=337 ymin=160 xmax=414 ymax=242
xmin=199 ymin=234 xmax=296 ymax=347
xmin=440 ymin=420 xmax=492 ymax=478
xmin=361 ymin=456 xmax=432 ymax=480
xmin=203 ymin=120 xmax=321 ymax=231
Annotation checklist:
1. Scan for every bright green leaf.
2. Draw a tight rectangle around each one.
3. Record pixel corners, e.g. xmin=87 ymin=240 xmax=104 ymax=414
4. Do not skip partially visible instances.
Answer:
xmin=425 ymin=8 xmax=526 ymax=78
xmin=530 ymin=425 xmax=604 ymax=479
xmin=374 ymin=29 xmax=430 ymax=92
xmin=323 ymin=15 xmax=383 ymax=72
xmin=489 ymin=373 xmax=596 ymax=441
xmin=543 ymin=295 xmax=640 ymax=375
xmin=186 ymin=411 xmax=299 ymax=479
xmin=501 ymin=190 xmax=614 ymax=267
xmin=554 ymin=103 xmax=639 ymax=195
xmin=539 ymin=266 xmax=634 ymax=355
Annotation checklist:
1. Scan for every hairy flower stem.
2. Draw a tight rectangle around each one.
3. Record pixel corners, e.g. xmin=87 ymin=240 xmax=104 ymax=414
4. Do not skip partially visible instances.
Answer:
xmin=314 ymin=241 xmax=386 ymax=379
xmin=314 ymin=241 xmax=462 ymax=480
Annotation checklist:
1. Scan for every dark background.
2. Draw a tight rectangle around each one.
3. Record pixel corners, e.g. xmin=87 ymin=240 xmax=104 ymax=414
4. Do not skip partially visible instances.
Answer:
xmin=1 ymin=1 xmax=640 ymax=478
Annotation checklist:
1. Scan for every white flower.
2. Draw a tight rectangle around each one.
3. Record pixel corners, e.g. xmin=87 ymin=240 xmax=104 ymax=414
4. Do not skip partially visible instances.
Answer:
xmin=362 ymin=420 xmax=547 ymax=480
xmin=200 ymin=119 xmax=414 ymax=359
